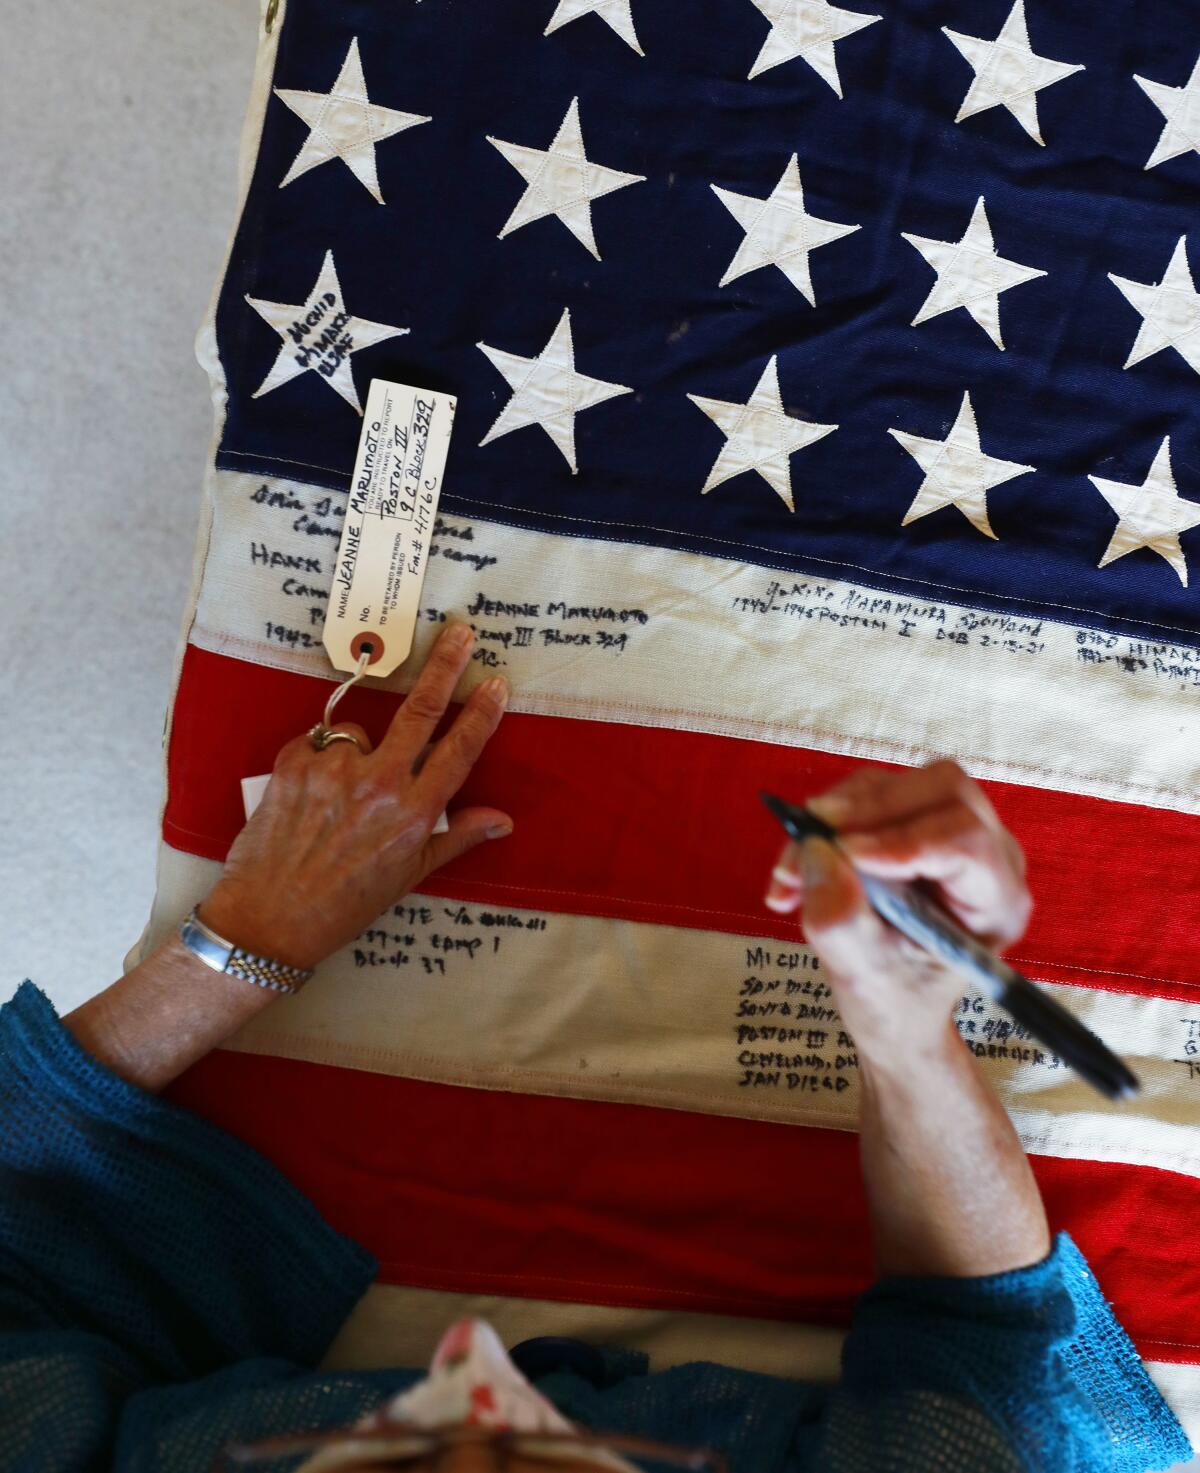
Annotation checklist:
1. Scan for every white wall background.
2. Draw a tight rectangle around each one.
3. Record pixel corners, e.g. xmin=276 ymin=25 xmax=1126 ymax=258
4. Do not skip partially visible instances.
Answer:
xmin=0 ymin=0 xmax=258 ymax=1012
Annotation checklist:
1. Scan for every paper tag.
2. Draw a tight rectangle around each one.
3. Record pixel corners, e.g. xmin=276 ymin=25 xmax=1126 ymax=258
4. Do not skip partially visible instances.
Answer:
xmin=324 ymin=378 xmax=456 ymax=678
xmin=241 ymin=772 xmax=448 ymax=832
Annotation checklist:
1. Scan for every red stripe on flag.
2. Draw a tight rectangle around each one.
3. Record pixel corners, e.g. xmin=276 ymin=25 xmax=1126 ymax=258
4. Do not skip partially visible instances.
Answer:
xmin=168 ymin=1048 xmax=1200 ymax=1366
xmin=165 ymin=645 xmax=1200 ymax=999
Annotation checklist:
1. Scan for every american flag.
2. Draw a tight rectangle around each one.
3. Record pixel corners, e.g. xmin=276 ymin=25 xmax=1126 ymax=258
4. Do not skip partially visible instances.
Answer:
xmin=142 ymin=0 xmax=1200 ymax=1432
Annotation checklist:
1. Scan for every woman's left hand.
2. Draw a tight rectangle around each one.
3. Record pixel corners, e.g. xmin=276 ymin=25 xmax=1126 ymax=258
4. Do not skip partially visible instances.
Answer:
xmin=197 ymin=622 xmax=511 ymax=971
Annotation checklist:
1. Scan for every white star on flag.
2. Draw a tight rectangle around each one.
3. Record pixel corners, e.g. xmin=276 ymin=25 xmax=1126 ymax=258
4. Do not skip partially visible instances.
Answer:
xmin=245 ymin=251 xmax=408 ymax=412
xmin=1135 ymin=52 xmax=1200 ymax=170
xmin=477 ymin=309 xmax=633 ymax=473
xmin=712 ymin=154 xmax=861 ymax=304
xmin=1089 ymin=437 xmax=1200 ymax=587
xmin=688 ymin=356 xmax=837 ymax=512
xmin=903 ymin=196 xmax=1046 ymax=349
xmin=1108 ymin=235 xmax=1200 ymax=377
xmin=544 ymin=0 xmax=643 ymax=55
xmin=745 ymin=0 xmax=881 ymax=93
xmin=942 ymin=0 xmax=1083 ymax=145
xmin=487 ymin=97 xmax=645 ymax=259
xmin=273 ymin=37 xmax=430 ymax=204
xmin=888 ymin=391 xmax=1035 ymax=540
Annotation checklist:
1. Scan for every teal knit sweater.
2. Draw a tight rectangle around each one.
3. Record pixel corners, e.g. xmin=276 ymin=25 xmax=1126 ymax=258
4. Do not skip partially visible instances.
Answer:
xmin=0 ymin=981 xmax=1189 ymax=1472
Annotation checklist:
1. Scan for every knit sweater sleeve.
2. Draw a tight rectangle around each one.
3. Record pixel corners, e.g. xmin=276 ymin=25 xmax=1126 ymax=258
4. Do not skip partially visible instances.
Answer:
xmin=814 ymin=1232 xmax=1191 ymax=1473
xmin=0 ymin=980 xmax=376 ymax=1384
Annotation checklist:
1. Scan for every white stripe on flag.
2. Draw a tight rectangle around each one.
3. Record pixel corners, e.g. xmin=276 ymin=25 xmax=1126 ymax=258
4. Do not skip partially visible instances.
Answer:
xmin=1146 ymin=1363 xmax=1200 ymax=1467
xmin=187 ymin=469 xmax=1200 ymax=814
xmin=137 ymin=843 xmax=1200 ymax=1180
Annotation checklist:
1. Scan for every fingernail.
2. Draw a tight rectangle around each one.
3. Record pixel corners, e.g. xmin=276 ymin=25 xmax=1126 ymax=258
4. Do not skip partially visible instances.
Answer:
xmin=807 ymin=791 xmax=852 ymax=825
xmin=801 ymin=838 xmax=834 ymax=888
xmin=487 ymin=822 xmax=513 ymax=840
xmin=764 ymin=883 xmax=797 ymax=913
xmin=480 ymin=676 xmax=508 ymax=709
xmin=771 ymin=863 xmax=803 ymax=887
xmin=445 ymin=622 xmax=473 ymax=648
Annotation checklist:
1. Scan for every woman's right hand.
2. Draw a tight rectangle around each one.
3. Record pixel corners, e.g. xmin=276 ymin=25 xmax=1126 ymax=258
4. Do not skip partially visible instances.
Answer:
xmin=764 ymin=759 xmax=1032 ymax=1063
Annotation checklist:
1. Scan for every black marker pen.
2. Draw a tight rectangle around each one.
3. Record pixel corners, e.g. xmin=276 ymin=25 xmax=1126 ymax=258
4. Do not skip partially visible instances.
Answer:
xmin=760 ymin=792 xmax=1139 ymax=1102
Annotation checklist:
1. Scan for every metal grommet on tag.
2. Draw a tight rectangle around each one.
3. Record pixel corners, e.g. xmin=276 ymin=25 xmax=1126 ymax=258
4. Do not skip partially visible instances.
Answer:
xmin=264 ymin=0 xmax=279 ymax=34
xmin=351 ymin=632 xmax=385 ymax=666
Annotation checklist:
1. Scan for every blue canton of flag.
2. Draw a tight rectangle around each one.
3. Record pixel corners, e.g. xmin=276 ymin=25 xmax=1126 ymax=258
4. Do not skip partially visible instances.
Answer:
xmin=213 ymin=0 xmax=1200 ymax=646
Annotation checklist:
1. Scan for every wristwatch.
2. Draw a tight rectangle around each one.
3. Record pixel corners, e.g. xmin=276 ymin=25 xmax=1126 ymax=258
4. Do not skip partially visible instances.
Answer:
xmin=179 ymin=905 xmax=313 ymax=995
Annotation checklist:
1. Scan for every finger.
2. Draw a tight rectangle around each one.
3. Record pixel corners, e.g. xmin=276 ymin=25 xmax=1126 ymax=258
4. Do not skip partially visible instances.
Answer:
xmin=271 ymin=724 xmax=373 ymax=780
xmin=799 ymin=837 xmax=903 ymax=990
xmin=764 ymin=840 xmax=805 ymax=913
xmin=422 ymin=806 xmax=513 ymax=873
xmin=379 ymin=622 xmax=475 ymax=763
xmin=416 ymin=676 xmax=508 ymax=808
xmin=273 ymin=726 xmax=323 ymax=771
xmin=837 ymin=801 xmax=1032 ymax=948
xmin=809 ymin=758 xmax=1000 ymax=835
xmin=321 ymin=721 xmax=373 ymax=757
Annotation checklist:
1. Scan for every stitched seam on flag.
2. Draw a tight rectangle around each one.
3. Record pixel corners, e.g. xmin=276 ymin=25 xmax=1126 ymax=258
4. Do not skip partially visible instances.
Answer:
xmin=237 ymin=1033 xmax=1200 ymax=1163
xmin=746 ymin=195 xmax=812 ymax=271
xmin=159 ymin=817 xmax=797 ymax=927
xmin=157 ymin=820 xmax=1200 ymax=992
xmin=211 ymin=453 xmax=1200 ymax=642
xmin=220 ymin=449 xmax=352 ymax=476
xmin=179 ymin=628 xmax=1200 ymax=807
xmin=233 ymin=1031 xmax=862 ymax=1119
xmin=521 ymin=143 xmax=611 ymax=223
xmin=1018 ymin=1135 xmax=1200 ymax=1176
xmin=438 ymin=495 xmax=1200 ymax=640
xmin=508 ymin=706 xmax=1188 ymax=799
xmin=1010 ymin=956 xmax=1200 ymax=991
xmin=192 ymin=636 xmax=1200 ymax=807
xmin=1021 ymin=971 xmax=1200 ymax=999
xmin=429 ymin=878 xmax=1200 ymax=992
xmin=429 ymin=876 xmax=801 ymax=923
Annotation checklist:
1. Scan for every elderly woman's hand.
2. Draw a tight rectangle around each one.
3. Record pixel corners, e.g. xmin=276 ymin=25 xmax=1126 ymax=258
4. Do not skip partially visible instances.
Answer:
xmin=197 ymin=622 xmax=511 ymax=971
xmin=764 ymin=759 xmax=1032 ymax=1061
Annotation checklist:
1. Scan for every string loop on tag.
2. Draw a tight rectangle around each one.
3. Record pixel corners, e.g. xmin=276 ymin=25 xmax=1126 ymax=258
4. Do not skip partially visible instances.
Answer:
xmin=322 ymin=646 xmax=373 ymax=730
xmin=306 ymin=647 xmax=375 ymax=752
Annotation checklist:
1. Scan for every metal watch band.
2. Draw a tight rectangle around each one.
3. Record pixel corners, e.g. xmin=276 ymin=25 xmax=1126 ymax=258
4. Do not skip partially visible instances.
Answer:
xmin=179 ymin=906 xmax=313 ymax=995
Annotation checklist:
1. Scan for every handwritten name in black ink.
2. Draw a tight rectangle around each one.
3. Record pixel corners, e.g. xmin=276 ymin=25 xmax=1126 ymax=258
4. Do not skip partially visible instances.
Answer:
xmin=251 ymin=541 xmax=322 ymax=573
xmin=334 ymin=523 xmax=361 ymax=618
xmin=251 ymin=483 xmax=305 ymax=511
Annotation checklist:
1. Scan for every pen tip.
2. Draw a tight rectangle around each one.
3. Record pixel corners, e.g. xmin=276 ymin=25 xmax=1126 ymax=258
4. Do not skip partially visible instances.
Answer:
xmin=760 ymin=792 xmax=838 ymax=844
